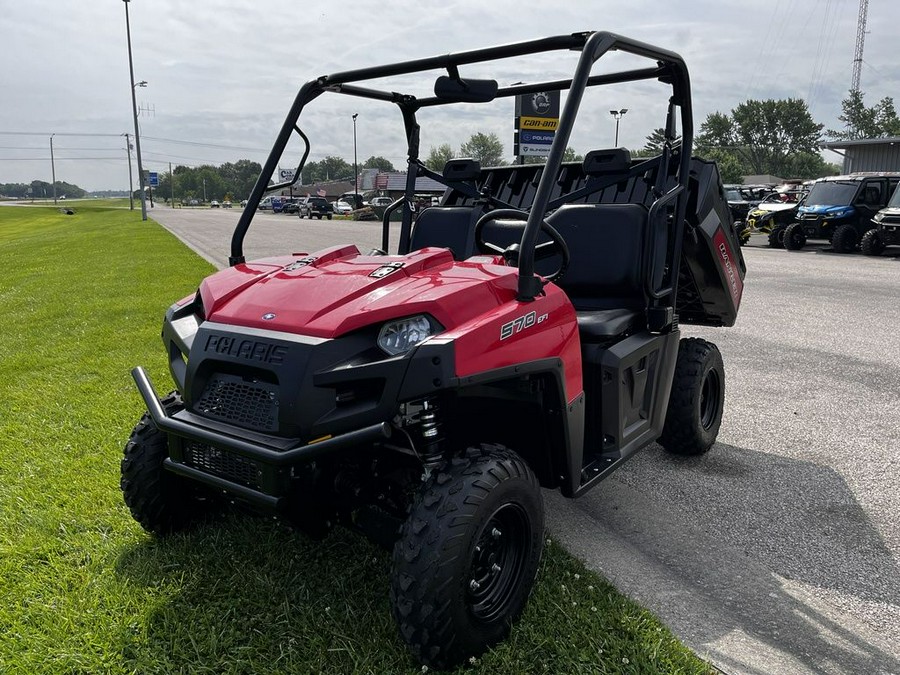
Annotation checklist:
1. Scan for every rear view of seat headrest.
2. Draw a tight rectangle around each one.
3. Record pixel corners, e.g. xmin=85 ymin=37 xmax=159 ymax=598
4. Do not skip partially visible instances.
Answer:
xmin=443 ymin=158 xmax=481 ymax=182
xmin=582 ymin=148 xmax=632 ymax=176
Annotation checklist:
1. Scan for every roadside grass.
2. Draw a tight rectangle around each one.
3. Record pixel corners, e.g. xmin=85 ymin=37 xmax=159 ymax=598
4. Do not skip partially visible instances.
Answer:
xmin=0 ymin=205 xmax=711 ymax=674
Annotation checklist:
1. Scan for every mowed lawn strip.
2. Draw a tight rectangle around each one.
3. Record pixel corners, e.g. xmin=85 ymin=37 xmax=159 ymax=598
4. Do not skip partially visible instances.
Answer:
xmin=0 ymin=204 xmax=711 ymax=674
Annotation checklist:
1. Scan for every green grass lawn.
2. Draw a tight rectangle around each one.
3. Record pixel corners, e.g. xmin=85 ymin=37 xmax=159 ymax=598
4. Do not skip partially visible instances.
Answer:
xmin=0 ymin=204 xmax=711 ymax=674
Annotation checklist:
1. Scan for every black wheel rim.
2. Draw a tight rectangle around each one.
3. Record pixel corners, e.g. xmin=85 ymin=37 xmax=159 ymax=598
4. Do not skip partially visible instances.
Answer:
xmin=699 ymin=368 xmax=722 ymax=430
xmin=466 ymin=503 xmax=530 ymax=623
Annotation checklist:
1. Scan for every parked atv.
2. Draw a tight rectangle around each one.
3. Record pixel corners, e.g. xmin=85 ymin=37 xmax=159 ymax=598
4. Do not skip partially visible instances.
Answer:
xmin=122 ymin=32 xmax=745 ymax=669
xmin=862 ymin=182 xmax=900 ymax=255
xmin=742 ymin=189 xmax=807 ymax=248
xmin=785 ymin=173 xmax=900 ymax=252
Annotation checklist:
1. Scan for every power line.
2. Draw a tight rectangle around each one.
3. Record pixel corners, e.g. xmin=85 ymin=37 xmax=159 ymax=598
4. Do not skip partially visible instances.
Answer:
xmin=141 ymin=135 xmax=268 ymax=152
xmin=0 ymin=131 xmax=123 ymax=137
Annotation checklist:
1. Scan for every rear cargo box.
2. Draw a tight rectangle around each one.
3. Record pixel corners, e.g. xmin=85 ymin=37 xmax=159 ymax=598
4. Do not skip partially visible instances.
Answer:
xmin=676 ymin=158 xmax=747 ymax=327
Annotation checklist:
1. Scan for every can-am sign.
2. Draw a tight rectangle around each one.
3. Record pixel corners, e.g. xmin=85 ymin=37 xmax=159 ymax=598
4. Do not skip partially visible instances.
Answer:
xmin=514 ymin=90 xmax=560 ymax=158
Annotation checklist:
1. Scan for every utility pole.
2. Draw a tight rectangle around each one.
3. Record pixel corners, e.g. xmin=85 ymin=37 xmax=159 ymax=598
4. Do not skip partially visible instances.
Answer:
xmin=124 ymin=0 xmax=148 ymax=221
xmin=49 ymin=134 xmax=57 ymax=204
xmin=169 ymin=162 xmax=174 ymax=206
xmin=352 ymin=113 xmax=359 ymax=207
xmin=125 ymin=133 xmax=134 ymax=210
xmin=851 ymin=0 xmax=870 ymax=95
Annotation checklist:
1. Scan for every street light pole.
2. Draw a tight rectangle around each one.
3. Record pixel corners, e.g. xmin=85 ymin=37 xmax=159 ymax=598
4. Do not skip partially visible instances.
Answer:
xmin=49 ymin=134 xmax=57 ymax=204
xmin=609 ymin=108 xmax=628 ymax=146
xmin=124 ymin=133 xmax=134 ymax=210
xmin=124 ymin=0 xmax=147 ymax=221
xmin=352 ymin=113 xmax=359 ymax=207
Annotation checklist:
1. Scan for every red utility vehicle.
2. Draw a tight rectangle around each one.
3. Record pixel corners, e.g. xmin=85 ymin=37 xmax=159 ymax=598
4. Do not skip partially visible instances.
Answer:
xmin=122 ymin=31 xmax=745 ymax=668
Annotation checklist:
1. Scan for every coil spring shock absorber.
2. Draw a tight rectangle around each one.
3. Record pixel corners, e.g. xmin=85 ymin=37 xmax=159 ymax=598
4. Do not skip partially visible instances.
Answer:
xmin=415 ymin=397 xmax=444 ymax=470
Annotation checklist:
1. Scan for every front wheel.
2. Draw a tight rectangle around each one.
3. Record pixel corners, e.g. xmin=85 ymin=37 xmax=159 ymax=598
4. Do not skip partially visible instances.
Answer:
xmin=831 ymin=223 xmax=858 ymax=253
xmin=860 ymin=229 xmax=884 ymax=256
xmin=391 ymin=445 xmax=544 ymax=669
xmin=659 ymin=338 xmax=725 ymax=456
xmin=768 ymin=224 xmax=786 ymax=249
xmin=783 ymin=222 xmax=806 ymax=250
xmin=121 ymin=392 xmax=205 ymax=535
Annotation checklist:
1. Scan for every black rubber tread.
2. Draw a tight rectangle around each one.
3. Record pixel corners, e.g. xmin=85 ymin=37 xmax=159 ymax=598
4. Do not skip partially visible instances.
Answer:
xmin=783 ymin=222 xmax=806 ymax=250
xmin=659 ymin=337 xmax=725 ymax=456
xmin=121 ymin=391 xmax=198 ymax=535
xmin=831 ymin=223 xmax=858 ymax=253
xmin=390 ymin=444 xmax=544 ymax=669
xmin=768 ymin=225 xmax=786 ymax=249
xmin=860 ymin=229 xmax=884 ymax=256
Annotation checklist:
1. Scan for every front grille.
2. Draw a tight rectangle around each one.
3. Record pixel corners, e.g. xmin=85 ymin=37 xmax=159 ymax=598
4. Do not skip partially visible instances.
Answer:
xmin=195 ymin=373 xmax=279 ymax=432
xmin=183 ymin=442 xmax=262 ymax=488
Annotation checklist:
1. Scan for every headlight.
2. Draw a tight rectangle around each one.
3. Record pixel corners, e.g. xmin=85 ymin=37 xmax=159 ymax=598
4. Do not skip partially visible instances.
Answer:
xmin=377 ymin=315 xmax=438 ymax=356
xmin=824 ymin=207 xmax=852 ymax=219
xmin=873 ymin=212 xmax=884 ymax=222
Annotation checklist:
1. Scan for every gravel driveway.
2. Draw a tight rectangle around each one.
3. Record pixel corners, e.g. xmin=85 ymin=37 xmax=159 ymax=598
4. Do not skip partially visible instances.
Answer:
xmin=151 ymin=206 xmax=900 ymax=674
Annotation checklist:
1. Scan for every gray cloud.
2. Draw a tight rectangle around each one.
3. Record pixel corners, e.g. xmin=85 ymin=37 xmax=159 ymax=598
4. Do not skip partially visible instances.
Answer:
xmin=1 ymin=0 xmax=897 ymax=191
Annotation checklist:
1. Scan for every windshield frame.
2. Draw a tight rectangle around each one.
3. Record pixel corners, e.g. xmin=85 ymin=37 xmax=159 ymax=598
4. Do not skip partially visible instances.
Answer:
xmin=803 ymin=180 xmax=860 ymax=208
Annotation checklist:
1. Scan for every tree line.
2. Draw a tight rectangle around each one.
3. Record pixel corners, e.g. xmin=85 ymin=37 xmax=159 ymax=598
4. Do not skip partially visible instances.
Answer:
xmin=0 ymin=180 xmax=86 ymax=200
xmin=691 ymin=90 xmax=900 ymax=183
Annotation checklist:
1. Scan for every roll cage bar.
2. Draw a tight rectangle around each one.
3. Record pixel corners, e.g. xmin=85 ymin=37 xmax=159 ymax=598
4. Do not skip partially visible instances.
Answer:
xmin=230 ymin=31 xmax=693 ymax=303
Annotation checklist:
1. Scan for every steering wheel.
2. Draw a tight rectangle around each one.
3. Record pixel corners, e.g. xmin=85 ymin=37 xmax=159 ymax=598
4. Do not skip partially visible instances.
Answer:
xmin=473 ymin=209 xmax=570 ymax=283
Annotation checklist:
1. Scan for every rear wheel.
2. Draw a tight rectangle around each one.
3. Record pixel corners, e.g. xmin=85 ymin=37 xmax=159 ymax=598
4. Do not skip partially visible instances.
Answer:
xmin=391 ymin=444 xmax=544 ymax=669
xmin=659 ymin=338 xmax=725 ymax=456
xmin=768 ymin=224 xmax=786 ymax=248
xmin=783 ymin=222 xmax=806 ymax=250
xmin=831 ymin=223 xmax=858 ymax=253
xmin=860 ymin=229 xmax=884 ymax=256
xmin=121 ymin=392 xmax=204 ymax=535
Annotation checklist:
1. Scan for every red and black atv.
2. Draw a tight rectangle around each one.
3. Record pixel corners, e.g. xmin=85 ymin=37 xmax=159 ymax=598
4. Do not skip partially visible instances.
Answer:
xmin=122 ymin=31 xmax=745 ymax=669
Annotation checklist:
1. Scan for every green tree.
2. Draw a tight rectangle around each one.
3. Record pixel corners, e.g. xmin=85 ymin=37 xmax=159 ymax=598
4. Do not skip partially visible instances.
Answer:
xmin=459 ymin=132 xmax=506 ymax=167
xmin=826 ymin=90 xmax=900 ymax=140
xmin=696 ymin=99 xmax=823 ymax=178
xmin=362 ymin=155 xmax=395 ymax=172
xmin=300 ymin=156 xmax=351 ymax=184
xmin=424 ymin=143 xmax=456 ymax=171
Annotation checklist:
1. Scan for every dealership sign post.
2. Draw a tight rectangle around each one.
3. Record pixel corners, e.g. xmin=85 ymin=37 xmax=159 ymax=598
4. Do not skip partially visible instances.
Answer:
xmin=514 ymin=90 xmax=560 ymax=162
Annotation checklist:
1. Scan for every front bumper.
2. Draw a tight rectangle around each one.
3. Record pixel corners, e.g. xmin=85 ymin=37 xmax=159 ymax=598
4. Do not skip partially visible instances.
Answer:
xmin=133 ymin=366 xmax=392 ymax=507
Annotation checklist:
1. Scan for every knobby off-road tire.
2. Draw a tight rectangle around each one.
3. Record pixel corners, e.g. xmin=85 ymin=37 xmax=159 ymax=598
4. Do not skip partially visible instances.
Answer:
xmin=390 ymin=444 xmax=544 ymax=669
xmin=860 ymin=229 xmax=884 ymax=256
xmin=831 ymin=223 xmax=858 ymax=253
xmin=121 ymin=391 xmax=200 ymax=535
xmin=659 ymin=337 xmax=725 ymax=456
xmin=783 ymin=222 xmax=806 ymax=250
xmin=768 ymin=224 xmax=786 ymax=249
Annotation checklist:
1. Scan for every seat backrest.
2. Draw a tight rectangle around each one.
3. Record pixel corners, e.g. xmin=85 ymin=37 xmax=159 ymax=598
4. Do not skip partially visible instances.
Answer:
xmin=408 ymin=206 xmax=483 ymax=260
xmin=546 ymin=204 xmax=648 ymax=310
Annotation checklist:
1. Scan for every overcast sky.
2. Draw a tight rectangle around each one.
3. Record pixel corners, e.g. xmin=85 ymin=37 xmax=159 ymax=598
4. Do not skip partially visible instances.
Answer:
xmin=1 ymin=0 xmax=898 ymax=192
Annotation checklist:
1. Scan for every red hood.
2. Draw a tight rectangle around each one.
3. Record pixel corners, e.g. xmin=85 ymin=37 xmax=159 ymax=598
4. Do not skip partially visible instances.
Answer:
xmin=199 ymin=245 xmax=518 ymax=338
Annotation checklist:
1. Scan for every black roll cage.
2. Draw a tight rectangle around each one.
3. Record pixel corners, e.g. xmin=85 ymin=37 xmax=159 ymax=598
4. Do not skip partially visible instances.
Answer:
xmin=230 ymin=31 xmax=693 ymax=303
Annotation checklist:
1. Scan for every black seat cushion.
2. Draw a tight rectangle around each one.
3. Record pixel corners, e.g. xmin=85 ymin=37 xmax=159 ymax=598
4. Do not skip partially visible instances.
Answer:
xmin=409 ymin=206 xmax=484 ymax=260
xmin=546 ymin=203 xmax=647 ymax=310
xmin=576 ymin=308 xmax=642 ymax=342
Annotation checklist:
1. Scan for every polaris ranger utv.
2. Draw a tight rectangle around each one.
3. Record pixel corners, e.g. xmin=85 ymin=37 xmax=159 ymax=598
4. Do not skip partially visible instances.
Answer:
xmin=122 ymin=31 xmax=745 ymax=668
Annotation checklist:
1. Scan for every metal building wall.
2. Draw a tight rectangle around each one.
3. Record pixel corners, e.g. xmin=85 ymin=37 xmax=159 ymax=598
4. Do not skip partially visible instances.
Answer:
xmin=844 ymin=144 xmax=900 ymax=173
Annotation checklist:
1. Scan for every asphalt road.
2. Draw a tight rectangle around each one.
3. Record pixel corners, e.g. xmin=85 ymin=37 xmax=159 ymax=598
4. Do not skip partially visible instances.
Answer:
xmin=150 ymin=206 xmax=900 ymax=674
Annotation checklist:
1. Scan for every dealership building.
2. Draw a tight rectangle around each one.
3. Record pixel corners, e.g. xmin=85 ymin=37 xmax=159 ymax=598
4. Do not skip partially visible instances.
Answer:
xmin=820 ymin=137 xmax=900 ymax=174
